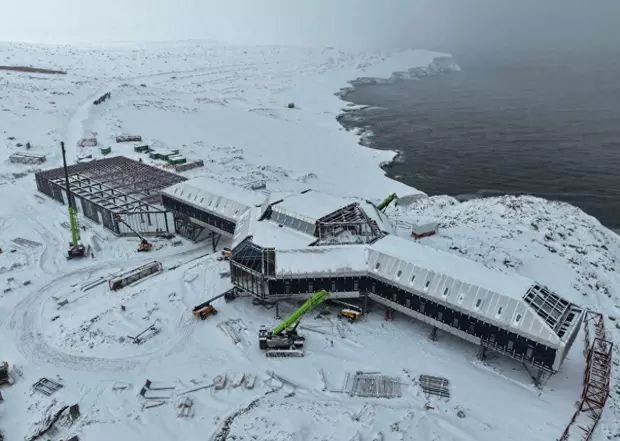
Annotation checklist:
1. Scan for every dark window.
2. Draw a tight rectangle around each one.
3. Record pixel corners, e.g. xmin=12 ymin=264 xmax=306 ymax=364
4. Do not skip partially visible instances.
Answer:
xmin=526 ymin=346 xmax=534 ymax=359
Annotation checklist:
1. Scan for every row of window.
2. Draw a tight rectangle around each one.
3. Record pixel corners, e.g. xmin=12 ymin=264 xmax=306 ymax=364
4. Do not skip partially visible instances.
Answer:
xmin=374 ymin=260 xmax=524 ymax=325
xmin=162 ymin=195 xmax=235 ymax=234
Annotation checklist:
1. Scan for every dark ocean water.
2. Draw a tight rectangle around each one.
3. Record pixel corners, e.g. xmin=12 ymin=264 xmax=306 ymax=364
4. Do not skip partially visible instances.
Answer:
xmin=339 ymin=53 xmax=620 ymax=230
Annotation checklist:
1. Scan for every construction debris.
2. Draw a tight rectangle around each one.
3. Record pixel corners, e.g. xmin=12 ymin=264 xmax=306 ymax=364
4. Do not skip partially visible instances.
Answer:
xmin=33 ymin=378 xmax=63 ymax=396
xmin=243 ymin=374 xmax=256 ymax=390
xmin=78 ymin=137 xmax=97 ymax=147
xmin=144 ymin=380 xmax=175 ymax=391
xmin=217 ymin=319 xmax=247 ymax=344
xmin=213 ymin=375 xmax=227 ymax=390
xmin=112 ymin=382 xmax=130 ymax=391
xmin=11 ymin=237 xmax=42 ymax=248
xmin=79 ymin=276 xmax=106 ymax=292
xmin=127 ymin=323 xmax=160 ymax=344
xmin=9 ymin=152 xmax=46 ymax=164
xmin=116 ymin=135 xmax=142 ymax=143
xmin=177 ymin=396 xmax=194 ymax=418
xmin=143 ymin=400 xmax=166 ymax=409
xmin=418 ymin=375 xmax=450 ymax=399
xmin=139 ymin=380 xmax=175 ymax=400
xmin=178 ymin=382 xmax=213 ymax=395
xmin=232 ymin=373 xmax=245 ymax=388
xmin=344 ymin=372 xmax=402 ymax=398
xmin=174 ymin=159 xmax=204 ymax=172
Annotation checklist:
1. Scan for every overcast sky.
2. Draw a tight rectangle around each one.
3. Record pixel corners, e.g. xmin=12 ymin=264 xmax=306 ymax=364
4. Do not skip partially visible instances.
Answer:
xmin=2 ymin=1 xmax=619 ymax=56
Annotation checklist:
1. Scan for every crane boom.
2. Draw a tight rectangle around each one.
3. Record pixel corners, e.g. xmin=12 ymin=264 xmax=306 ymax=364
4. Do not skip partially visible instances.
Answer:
xmin=377 ymin=193 xmax=398 ymax=212
xmin=114 ymin=214 xmax=146 ymax=241
xmin=272 ymin=290 xmax=330 ymax=335
xmin=61 ymin=141 xmax=81 ymax=247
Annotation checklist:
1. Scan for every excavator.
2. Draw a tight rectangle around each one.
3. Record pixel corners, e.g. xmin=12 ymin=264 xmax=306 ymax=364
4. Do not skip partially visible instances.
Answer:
xmin=258 ymin=290 xmax=330 ymax=357
xmin=61 ymin=142 xmax=86 ymax=259
xmin=113 ymin=214 xmax=153 ymax=252
xmin=376 ymin=193 xmax=398 ymax=212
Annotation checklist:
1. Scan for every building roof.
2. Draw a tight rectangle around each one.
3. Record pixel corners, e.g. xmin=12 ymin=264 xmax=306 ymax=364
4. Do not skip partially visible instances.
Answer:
xmin=161 ymin=177 xmax=267 ymax=223
xmin=276 ymin=246 xmax=368 ymax=277
xmin=368 ymin=235 xmax=562 ymax=347
xmin=270 ymin=190 xmax=356 ymax=226
xmin=370 ymin=235 xmax=533 ymax=300
xmin=268 ymin=232 xmax=578 ymax=348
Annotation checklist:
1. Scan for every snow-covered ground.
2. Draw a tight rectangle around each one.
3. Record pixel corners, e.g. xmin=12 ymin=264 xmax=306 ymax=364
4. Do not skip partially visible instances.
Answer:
xmin=0 ymin=41 xmax=618 ymax=441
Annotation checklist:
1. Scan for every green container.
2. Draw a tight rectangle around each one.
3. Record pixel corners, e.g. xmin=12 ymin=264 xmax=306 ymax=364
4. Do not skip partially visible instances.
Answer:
xmin=167 ymin=155 xmax=187 ymax=165
xmin=100 ymin=146 xmax=112 ymax=155
xmin=134 ymin=144 xmax=150 ymax=153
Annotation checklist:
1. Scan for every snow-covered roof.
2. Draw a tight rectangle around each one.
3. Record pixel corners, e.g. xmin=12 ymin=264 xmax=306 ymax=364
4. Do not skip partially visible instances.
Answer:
xmin=368 ymin=235 xmax=562 ymax=347
xmin=359 ymin=200 xmax=395 ymax=234
xmin=249 ymin=217 xmax=316 ymax=250
xmin=161 ymin=177 xmax=266 ymax=223
xmin=370 ymin=235 xmax=533 ymax=300
xmin=276 ymin=246 xmax=368 ymax=277
xmin=270 ymin=190 xmax=355 ymax=226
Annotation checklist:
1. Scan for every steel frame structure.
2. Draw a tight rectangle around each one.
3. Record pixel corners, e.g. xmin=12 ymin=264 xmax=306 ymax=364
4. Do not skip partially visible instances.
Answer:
xmin=35 ymin=156 xmax=185 ymax=235
xmin=315 ymin=203 xmax=383 ymax=244
xmin=559 ymin=311 xmax=613 ymax=441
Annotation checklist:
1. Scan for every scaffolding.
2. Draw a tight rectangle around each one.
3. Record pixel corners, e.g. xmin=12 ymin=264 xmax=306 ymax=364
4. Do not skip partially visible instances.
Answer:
xmin=559 ymin=311 xmax=613 ymax=441
xmin=35 ymin=156 xmax=185 ymax=235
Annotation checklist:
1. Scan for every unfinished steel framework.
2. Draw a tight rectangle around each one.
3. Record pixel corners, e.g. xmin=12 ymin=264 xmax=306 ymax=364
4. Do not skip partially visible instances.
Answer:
xmin=559 ymin=311 xmax=613 ymax=441
xmin=35 ymin=156 xmax=186 ymax=235
xmin=315 ymin=203 xmax=384 ymax=245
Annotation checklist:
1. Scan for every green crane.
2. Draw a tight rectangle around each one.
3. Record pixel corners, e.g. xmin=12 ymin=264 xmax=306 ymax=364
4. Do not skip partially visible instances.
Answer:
xmin=272 ymin=290 xmax=330 ymax=335
xmin=61 ymin=141 xmax=86 ymax=259
xmin=377 ymin=193 xmax=398 ymax=211
xmin=259 ymin=290 xmax=330 ymax=355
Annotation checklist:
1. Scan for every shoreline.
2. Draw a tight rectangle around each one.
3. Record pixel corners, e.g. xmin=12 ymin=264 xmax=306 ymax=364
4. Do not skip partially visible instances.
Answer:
xmin=335 ymin=65 xmax=620 ymax=234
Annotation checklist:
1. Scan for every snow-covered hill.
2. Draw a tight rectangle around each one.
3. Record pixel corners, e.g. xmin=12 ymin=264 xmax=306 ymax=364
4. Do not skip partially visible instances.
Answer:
xmin=0 ymin=41 xmax=617 ymax=441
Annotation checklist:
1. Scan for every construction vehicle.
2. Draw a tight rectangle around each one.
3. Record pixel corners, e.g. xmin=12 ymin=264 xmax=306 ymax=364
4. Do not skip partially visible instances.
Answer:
xmin=377 ymin=193 xmax=398 ymax=212
xmin=192 ymin=302 xmax=218 ymax=320
xmin=340 ymin=308 xmax=363 ymax=322
xmin=113 ymin=214 xmax=153 ymax=252
xmin=192 ymin=292 xmax=226 ymax=320
xmin=0 ymin=361 xmax=13 ymax=386
xmin=61 ymin=142 xmax=86 ymax=259
xmin=258 ymin=290 xmax=330 ymax=357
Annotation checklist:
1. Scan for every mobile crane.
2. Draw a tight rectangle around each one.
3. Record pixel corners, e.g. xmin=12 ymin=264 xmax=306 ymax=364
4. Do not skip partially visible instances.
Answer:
xmin=113 ymin=214 xmax=153 ymax=252
xmin=61 ymin=141 xmax=86 ymax=259
xmin=258 ymin=290 xmax=330 ymax=357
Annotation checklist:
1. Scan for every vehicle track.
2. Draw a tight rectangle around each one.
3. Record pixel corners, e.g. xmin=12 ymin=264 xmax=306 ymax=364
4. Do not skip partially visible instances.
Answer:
xmin=10 ymin=246 xmax=211 ymax=372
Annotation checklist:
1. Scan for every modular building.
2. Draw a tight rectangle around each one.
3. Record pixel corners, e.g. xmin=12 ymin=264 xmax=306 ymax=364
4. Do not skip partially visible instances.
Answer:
xmin=159 ymin=177 xmax=584 ymax=373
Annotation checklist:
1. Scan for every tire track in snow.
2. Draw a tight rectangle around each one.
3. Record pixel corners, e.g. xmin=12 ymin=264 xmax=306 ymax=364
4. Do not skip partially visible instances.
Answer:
xmin=10 ymin=246 xmax=211 ymax=372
